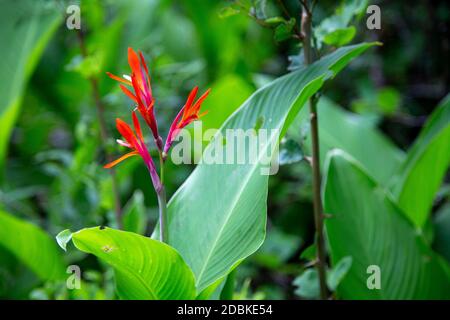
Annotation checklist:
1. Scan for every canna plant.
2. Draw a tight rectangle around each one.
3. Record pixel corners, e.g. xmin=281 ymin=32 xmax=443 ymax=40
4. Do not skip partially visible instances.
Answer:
xmin=1 ymin=0 xmax=447 ymax=301
xmin=56 ymin=43 xmax=378 ymax=300
xmin=103 ymin=48 xmax=210 ymax=243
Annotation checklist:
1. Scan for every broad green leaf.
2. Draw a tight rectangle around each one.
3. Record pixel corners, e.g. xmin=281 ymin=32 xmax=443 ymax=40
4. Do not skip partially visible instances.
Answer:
xmin=195 ymin=277 xmax=227 ymax=300
xmin=0 ymin=0 xmax=61 ymax=172
xmin=323 ymin=150 xmax=450 ymax=299
xmin=71 ymin=227 xmax=196 ymax=300
xmin=390 ymin=94 xmax=450 ymax=227
xmin=0 ymin=210 xmax=65 ymax=281
xmin=295 ymin=97 xmax=405 ymax=185
xmin=156 ymin=43 xmax=377 ymax=292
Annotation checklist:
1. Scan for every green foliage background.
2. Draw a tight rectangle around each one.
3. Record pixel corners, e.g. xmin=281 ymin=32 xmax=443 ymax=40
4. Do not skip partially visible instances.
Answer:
xmin=0 ymin=0 xmax=448 ymax=299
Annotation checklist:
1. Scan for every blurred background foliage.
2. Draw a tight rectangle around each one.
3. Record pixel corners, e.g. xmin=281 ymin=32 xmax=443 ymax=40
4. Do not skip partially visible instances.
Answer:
xmin=0 ymin=0 xmax=448 ymax=299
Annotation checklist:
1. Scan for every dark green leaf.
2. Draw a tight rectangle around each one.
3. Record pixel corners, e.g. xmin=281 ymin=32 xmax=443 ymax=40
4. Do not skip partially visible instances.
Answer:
xmin=323 ymin=150 xmax=450 ymax=299
xmin=390 ymin=94 xmax=450 ymax=227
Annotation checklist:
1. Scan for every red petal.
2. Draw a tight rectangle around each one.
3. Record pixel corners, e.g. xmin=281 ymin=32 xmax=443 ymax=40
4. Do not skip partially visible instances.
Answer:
xmin=106 ymin=72 xmax=132 ymax=86
xmin=128 ymin=48 xmax=144 ymax=89
xmin=193 ymin=88 xmax=211 ymax=113
xmin=119 ymin=85 xmax=138 ymax=103
xmin=104 ymin=151 xmax=139 ymax=168
xmin=138 ymin=50 xmax=152 ymax=95
xmin=132 ymin=111 xmax=144 ymax=144
xmin=116 ymin=118 xmax=138 ymax=149
xmin=185 ymin=86 xmax=199 ymax=110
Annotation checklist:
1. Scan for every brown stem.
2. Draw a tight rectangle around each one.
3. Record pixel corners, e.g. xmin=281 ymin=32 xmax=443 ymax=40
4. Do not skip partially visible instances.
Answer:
xmin=76 ymin=30 xmax=122 ymax=229
xmin=300 ymin=1 xmax=328 ymax=300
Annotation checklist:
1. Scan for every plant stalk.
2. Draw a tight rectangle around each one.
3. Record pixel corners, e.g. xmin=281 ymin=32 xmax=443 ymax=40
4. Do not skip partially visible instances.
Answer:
xmin=77 ymin=30 xmax=122 ymax=229
xmin=300 ymin=1 xmax=328 ymax=299
xmin=157 ymin=187 xmax=168 ymax=243
xmin=157 ymin=153 xmax=168 ymax=243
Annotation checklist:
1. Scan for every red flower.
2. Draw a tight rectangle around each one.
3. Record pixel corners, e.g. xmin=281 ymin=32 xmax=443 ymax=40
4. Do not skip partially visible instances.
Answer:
xmin=107 ymin=48 xmax=162 ymax=150
xmin=104 ymin=111 xmax=161 ymax=192
xmin=163 ymin=86 xmax=210 ymax=156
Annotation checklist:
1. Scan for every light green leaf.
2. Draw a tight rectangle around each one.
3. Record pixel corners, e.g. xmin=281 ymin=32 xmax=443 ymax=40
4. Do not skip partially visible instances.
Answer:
xmin=390 ymin=94 xmax=450 ymax=227
xmin=327 ymin=256 xmax=352 ymax=291
xmin=264 ymin=16 xmax=286 ymax=25
xmin=300 ymin=244 xmax=317 ymax=261
xmin=0 ymin=210 xmax=65 ymax=281
xmin=323 ymin=150 xmax=450 ymax=299
xmin=56 ymin=229 xmax=73 ymax=252
xmin=294 ymin=268 xmax=320 ymax=299
xmin=279 ymin=138 xmax=304 ymax=165
xmin=0 ymin=0 xmax=61 ymax=172
xmin=293 ymin=256 xmax=353 ymax=298
xmin=156 ymin=43 xmax=378 ymax=292
xmin=323 ymin=26 xmax=356 ymax=47
xmin=315 ymin=0 xmax=368 ymax=48
xmin=71 ymin=227 xmax=196 ymax=300
xmin=218 ymin=6 xmax=240 ymax=19
xmin=376 ymin=87 xmax=401 ymax=115
xmin=274 ymin=18 xmax=296 ymax=42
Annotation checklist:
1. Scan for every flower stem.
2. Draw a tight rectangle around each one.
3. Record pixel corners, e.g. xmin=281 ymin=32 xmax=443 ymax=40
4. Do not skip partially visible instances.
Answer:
xmin=157 ymin=186 xmax=168 ymax=243
xmin=300 ymin=0 xmax=328 ymax=299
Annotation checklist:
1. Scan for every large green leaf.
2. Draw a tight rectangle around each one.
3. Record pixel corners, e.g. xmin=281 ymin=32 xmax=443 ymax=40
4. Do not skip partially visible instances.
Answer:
xmin=0 ymin=0 xmax=61 ymax=172
xmin=390 ymin=94 xmax=450 ymax=227
xmin=295 ymin=97 xmax=405 ymax=185
xmin=155 ymin=43 xmax=377 ymax=292
xmin=0 ymin=210 xmax=65 ymax=281
xmin=71 ymin=227 xmax=196 ymax=300
xmin=323 ymin=150 xmax=450 ymax=299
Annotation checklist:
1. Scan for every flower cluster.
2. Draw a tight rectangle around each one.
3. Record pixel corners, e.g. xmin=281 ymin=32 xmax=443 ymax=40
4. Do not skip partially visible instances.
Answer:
xmin=104 ymin=48 xmax=210 ymax=192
